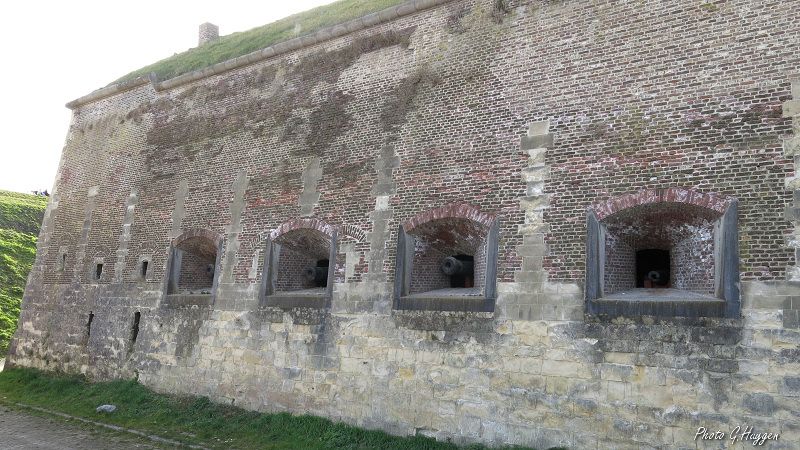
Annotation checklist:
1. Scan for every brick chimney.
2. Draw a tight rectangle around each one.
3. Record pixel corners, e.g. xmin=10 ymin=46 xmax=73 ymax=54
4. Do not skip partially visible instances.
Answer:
xmin=198 ymin=22 xmax=219 ymax=46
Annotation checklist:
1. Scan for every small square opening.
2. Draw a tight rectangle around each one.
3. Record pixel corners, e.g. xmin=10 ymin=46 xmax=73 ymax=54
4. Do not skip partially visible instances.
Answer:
xmin=636 ymin=249 xmax=670 ymax=288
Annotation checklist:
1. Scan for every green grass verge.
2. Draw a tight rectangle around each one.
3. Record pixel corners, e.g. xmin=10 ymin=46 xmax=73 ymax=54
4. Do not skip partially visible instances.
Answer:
xmin=0 ymin=368 xmax=539 ymax=450
xmin=0 ymin=190 xmax=47 ymax=235
xmin=0 ymin=191 xmax=46 ymax=357
xmin=113 ymin=0 xmax=406 ymax=85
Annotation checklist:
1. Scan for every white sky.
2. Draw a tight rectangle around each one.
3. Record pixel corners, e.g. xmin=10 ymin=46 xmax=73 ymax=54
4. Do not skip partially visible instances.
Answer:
xmin=0 ymin=0 xmax=336 ymax=194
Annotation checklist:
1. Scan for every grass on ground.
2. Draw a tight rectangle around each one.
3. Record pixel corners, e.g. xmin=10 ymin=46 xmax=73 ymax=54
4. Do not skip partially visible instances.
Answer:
xmin=0 ymin=191 xmax=46 ymax=356
xmin=113 ymin=0 xmax=406 ymax=85
xmin=0 ymin=190 xmax=47 ymax=235
xmin=0 ymin=368 xmax=542 ymax=450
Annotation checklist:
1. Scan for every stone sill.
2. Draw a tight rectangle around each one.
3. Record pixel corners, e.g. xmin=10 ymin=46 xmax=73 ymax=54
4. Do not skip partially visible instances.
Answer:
xmin=397 ymin=288 xmax=494 ymax=312
xmin=405 ymin=287 xmax=484 ymax=297
xmin=590 ymin=289 xmax=725 ymax=318
xmin=163 ymin=294 xmax=214 ymax=308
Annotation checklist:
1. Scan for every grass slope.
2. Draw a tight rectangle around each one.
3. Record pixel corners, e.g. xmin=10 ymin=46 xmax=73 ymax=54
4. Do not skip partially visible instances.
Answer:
xmin=114 ymin=0 xmax=406 ymax=85
xmin=0 ymin=191 xmax=46 ymax=356
xmin=0 ymin=368 xmax=540 ymax=450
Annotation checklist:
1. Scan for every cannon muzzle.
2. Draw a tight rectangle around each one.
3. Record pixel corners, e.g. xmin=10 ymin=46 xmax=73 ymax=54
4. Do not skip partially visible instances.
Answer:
xmin=647 ymin=270 xmax=666 ymax=284
xmin=303 ymin=266 xmax=329 ymax=285
xmin=441 ymin=257 xmax=474 ymax=276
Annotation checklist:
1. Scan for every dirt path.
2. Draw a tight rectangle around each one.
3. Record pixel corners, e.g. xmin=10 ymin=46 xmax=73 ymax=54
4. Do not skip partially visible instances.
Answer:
xmin=0 ymin=405 xmax=165 ymax=449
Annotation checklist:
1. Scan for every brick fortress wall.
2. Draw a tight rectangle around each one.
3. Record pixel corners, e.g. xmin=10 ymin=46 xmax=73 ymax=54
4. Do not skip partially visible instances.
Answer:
xmin=9 ymin=1 xmax=800 ymax=448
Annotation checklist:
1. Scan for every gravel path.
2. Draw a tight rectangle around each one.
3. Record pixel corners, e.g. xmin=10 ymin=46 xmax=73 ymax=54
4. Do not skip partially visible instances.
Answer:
xmin=0 ymin=405 xmax=164 ymax=449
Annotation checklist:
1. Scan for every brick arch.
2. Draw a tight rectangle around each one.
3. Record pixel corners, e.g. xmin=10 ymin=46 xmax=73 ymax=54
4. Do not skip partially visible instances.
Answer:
xmin=402 ymin=203 xmax=495 ymax=232
xmin=337 ymin=224 xmax=367 ymax=243
xmin=590 ymin=188 xmax=733 ymax=221
xmin=173 ymin=229 xmax=223 ymax=248
xmin=269 ymin=218 xmax=336 ymax=240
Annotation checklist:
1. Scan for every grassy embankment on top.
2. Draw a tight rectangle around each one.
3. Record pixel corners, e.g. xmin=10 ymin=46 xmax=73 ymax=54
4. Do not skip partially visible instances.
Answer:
xmin=113 ymin=0 xmax=406 ymax=85
xmin=0 ymin=190 xmax=47 ymax=357
xmin=0 ymin=368 xmax=544 ymax=450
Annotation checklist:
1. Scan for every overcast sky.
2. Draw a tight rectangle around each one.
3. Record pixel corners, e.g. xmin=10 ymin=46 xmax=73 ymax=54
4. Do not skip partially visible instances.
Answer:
xmin=0 ymin=0 xmax=336 ymax=194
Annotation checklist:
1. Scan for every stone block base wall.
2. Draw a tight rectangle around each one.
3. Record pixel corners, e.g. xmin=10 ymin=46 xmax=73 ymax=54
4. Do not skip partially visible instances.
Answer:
xmin=10 ymin=280 xmax=800 ymax=448
xmin=9 ymin=0 xmax=800 ymax=448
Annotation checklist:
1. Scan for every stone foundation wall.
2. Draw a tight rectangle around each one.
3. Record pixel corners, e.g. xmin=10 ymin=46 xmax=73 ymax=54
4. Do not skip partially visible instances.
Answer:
xmin=10 ymin=280 xmax=800 ymax=448
xmin=9 ymin=0 xmax=800 ymax=448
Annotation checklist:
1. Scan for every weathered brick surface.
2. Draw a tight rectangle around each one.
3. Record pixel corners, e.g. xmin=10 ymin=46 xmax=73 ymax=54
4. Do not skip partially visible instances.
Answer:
xmin=9 ymin=0 xmax=800 ymax=448
xmin=177 ymin=251 xmax=215 ymax=292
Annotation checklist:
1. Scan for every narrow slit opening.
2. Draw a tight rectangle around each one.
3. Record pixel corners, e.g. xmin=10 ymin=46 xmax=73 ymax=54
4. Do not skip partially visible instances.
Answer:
xmin=130 ymin=311 xmax=141 ymax=345
xmin=86 ymin=312 xmax=94 ymax=337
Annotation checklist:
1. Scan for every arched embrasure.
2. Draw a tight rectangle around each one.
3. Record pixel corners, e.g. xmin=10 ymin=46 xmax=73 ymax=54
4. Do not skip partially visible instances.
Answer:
xmin=261 ymin=219 xmax=337 ymax=309
xmin=586 ymin=189 xmax=739 ymax=318
xmin=395 ymin=203 xmax=498 ymax=312
xmin=167 ymin=229 xmax=223 ymax=297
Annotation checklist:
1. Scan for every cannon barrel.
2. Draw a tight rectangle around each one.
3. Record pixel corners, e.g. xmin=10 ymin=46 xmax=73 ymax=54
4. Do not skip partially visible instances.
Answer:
xmin=441 ymin=257 xmax=474 ymax=276
xmin=647 ymin=270 xmax=667 ymax=283
xmin=303 ymin=266 xmax=329 ymax=284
